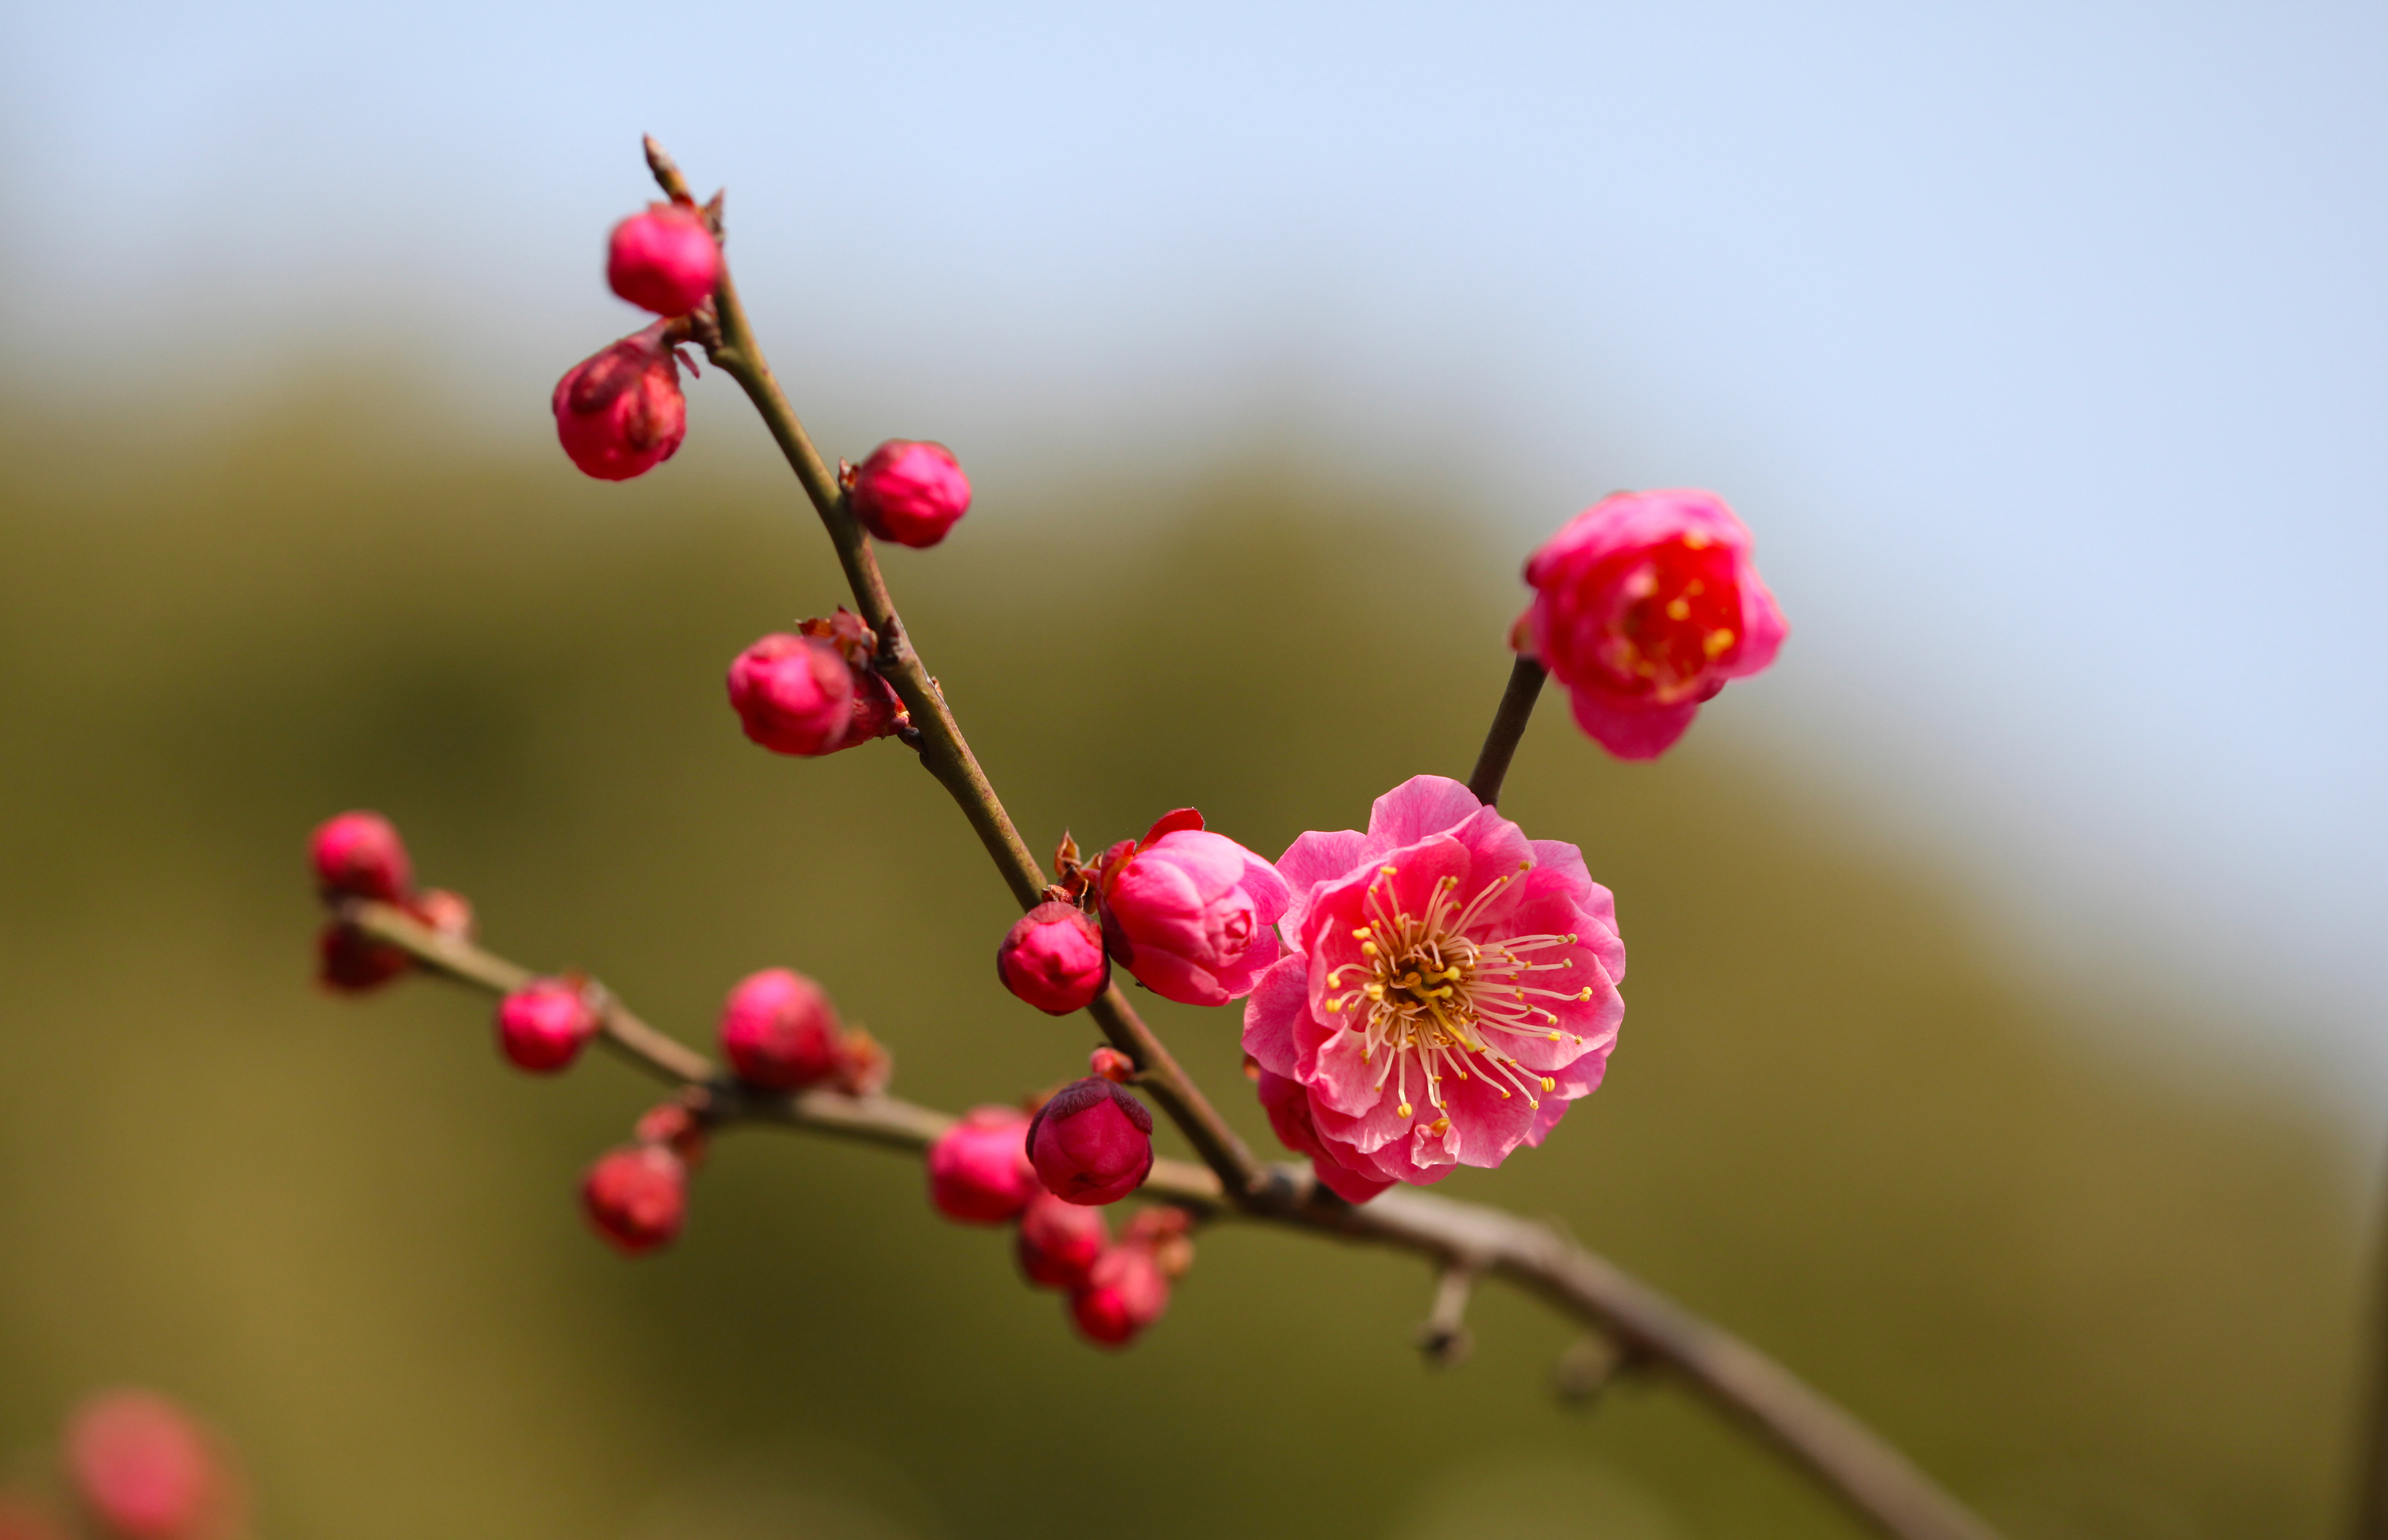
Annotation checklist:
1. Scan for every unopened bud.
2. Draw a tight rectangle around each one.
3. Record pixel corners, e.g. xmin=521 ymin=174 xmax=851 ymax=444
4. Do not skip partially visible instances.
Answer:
xmin=925 ymin=1105 xmax=1038 ymax=1224
xmin=996 ymin=902 xmax=1110 ymax=1015
xmin=552 ymin=322 xmax=687 ymax=482
xmin=1026 ymin=1076 xmax=1154 ymax=1206
xmin=1089 ymin=1046 xmax=1135 ymax=1083
xmin=718 ymin=967 xmax=841 ymax=1091
xmin=1125 ymin=1205 xmax=1196 ymax=1279
xmin=316 ymin=923 xmax=408 ymax=994
xmin=633 ymin=1101 xmax=710 ymax=1167
xmin=850 ymin=439 xmax=970 ymax=549
xmin=409 ymin=888 xmax=475 ymax=941
xmin=607 ymin=204 xmax=721 ymax=318
xmin=495 ymin=978 xmax=600 ymax=1073
xmin=829 ymin=1026 xmax=893 ymax=1097
xmin=1069 ymin=1243 xmax=1169 ymax=1348
xmin=726 ymin=633 xmax=856 ymax=757
xmin=64 ymin=1391 xmax=234 ymax=1540
xmin=581 ymin=1144 xmax=687 ymax=1255
xmin=1015 ymin=1191 xmax=1108 ymax=1290
xmin=310 ymin=811 xmax=411 ymax=903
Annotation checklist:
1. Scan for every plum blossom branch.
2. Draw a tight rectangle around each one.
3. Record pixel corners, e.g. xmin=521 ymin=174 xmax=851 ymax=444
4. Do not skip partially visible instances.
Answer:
xmin=639 ymin=137 xmax=1268 ymax=1202
xmin=341 ymin=897 xmax=1998 ymax=1540
xmin=1466 ymin=654 xmax=1549 ymax=807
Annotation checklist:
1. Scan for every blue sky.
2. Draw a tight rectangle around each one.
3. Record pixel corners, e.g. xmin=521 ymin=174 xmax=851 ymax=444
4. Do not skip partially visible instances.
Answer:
xmin=6 ymin=0 xmax=2383 ymax=1110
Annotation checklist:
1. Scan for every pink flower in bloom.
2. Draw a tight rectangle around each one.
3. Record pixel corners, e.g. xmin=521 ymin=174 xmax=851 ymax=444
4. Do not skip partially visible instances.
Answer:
xmin=1097 ymin=810 xmax=1291 ymax=1007
xmin=850 ymin=439 xmax=971 ymax=549
xmin=582 ymin=1145 xmax=687 ymax=1255
xmin=1015 ymin=1191 xmax=1107 ymax=1289
xmin=309 ymin=811 xmax=411 ymax=902
xmin=1026 ymin=1077 xmax=1154 ymax=1206
xmin=717 ymin=968 xmax=841 ymax=1091
xmin=607 ymin=204 xmax=720 ymax=318
xmin=925 ymin=1105 xmax=1039 ymax=1224
xmin=996 ymin=901 xmax=1110 ymax=1015
xmin=552 ymin=322 xmax=687 ymax=482
xmin=64 ymin=1392 xmax=235 ymax=1540
xmin=1242 ymin=775 xmax=1625 ymax=1195
xmin=1521 ymin=489 xmax=1787 ymax=760
xmin=1069 ymin=1242 xmax=1169 ymax=1347
xmin=495 ymin=978 xmax=600 ymax=1073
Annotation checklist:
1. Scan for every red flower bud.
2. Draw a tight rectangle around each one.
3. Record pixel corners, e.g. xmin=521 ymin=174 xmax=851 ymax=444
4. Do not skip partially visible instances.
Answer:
xmin=850 ymin=439 xmax=971 ymax=549
xmin=315 ymin=923 xmax=408 ymax=994
xmin=996 ymin=901 xmax=1110 ymax=1015
xmin=925 ymin=1105 xmax=1038 ymax=1224
xmin=1069 ymin=1243 xmax=1169 ymax=1347
xmin=552 ymin=322 xmax=687 ymax=482
xmin=64 ymin=1391 xmax=235 ymax=1540
xmin=633 ymin=1101 xmax=710 ymax=1166
xmin=829 ymin=1026 xmax=893 ymax=1097
xmin=1015 ymin=1190 xmax=1109 ymax=1289
xmin=1089 ymin=1046 xmax=1135 ymax=1083
xmin=718 ymin=968 xmax=841 ymax=1091
xmin=495 ymin=978 xmax=600 ymax=1073
xmin=581 ymin=1144 xmax=687 ymax=1255
xmin=606 ymin=204 xmax=720 ymax=318
xmin=1026 ymin=1076 xmax=1153 ymax=1206
xmin=726 ymin=633 xmax=856 ymax=756
xmin=309 ymin=811 xmax=411 ymax=903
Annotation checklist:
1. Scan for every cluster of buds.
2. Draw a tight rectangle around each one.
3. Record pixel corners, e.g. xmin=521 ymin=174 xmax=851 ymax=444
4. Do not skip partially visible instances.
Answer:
xmin=996 ymin=814 xmax=1289 ymax=1018
xmin=727 ymin=609 xmax=909 ymax=758
xmin=923 ymin=1051 xmax=1183 ymax=1347
xmin=308 ymin=812 xmax=473 ymax=994
xmin=0 ymin=1389 xmax=244 ymax=1540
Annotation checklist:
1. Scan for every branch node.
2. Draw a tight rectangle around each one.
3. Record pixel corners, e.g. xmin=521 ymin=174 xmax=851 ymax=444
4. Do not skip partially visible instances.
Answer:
xmin=1415 ymin=1261 xmax=1484 ymax=1369
xmin=1552 ymin=1332 xmax=1635 ymax=1406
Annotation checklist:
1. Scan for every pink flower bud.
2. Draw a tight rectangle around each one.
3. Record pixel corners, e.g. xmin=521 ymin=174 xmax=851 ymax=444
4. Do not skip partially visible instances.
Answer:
xmin=552 ymin=322 xmax=687 ymax=482
xmin=1521 ymin=489 xmax=1788 ymax=760
xmin=1069 ymin=1243 xmax=1169 ymax=1348
xmin=64 ymin=1392 xmax=234 ymax=1540
xmin=1026 ymin=1076 xmax=1153 ymax=1206
xmin=1124 ymin=1205 xmax=1198 ymax=1280
xmin=581 ymin=1144 xmax=687 ymax=1255
xmin=718 ymin=967 xmax=841 ymax=1091
xmin=309 ymin=811 xmax=411 ymax=902
xmin=606 ymin=203 xmax=720 ymax=318
xmin=1015 ymin=1190 xmax=1108 ymax=1289
xmin=1097 ymin=811 xmax=1291 ymax=1006
xmin=495 ymin=978 xmax=600 ymax=1073
xmin=1089 ymin=1046 xmax=1135 ymax=1084
xmin=850 ymin=439 xmax=970 ymax=549
xmin=315 ymin=923 xmax=408 ymax=994
xmin=996 ymin=901 xmax=1109 ymax=1015
xmin=726 ymin=633 xmax=856 ymax=756
xmin=925 ymin=1105 xmax=1038 ymax=1224
xmin=408 ymin=888 xmax=475 ymax=941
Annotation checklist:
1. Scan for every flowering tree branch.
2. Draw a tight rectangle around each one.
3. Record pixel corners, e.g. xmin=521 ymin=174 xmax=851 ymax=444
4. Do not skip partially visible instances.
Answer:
xmin=640 ymin=138 xmax=1269 ymax=1201
xmin=337 ymin=894 xmax=1996 ymax=1540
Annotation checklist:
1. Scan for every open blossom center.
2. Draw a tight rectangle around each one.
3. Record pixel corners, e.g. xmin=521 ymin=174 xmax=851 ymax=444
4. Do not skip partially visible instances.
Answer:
xmin=1321 ymin=863 xmax=1593 ymax=1126
xmin=1595 ymin=532 xmax=1744 ymax=703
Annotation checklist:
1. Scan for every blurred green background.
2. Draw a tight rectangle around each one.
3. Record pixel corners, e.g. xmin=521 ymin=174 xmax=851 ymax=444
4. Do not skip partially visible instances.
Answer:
xmin=0 ymin=378 xmax=2367 ymax=1540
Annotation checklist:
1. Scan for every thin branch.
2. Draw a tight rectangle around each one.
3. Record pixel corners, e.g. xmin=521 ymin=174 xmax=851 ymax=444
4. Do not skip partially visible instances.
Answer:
xmin=1415 ymin=1262 xmax=1481 ymax=1367
xmin=338 ymin=900 xmax=1999 ymax=1540
xmin=643 ymin=138 xmax=1267 ymax=1202
xmin=1466 ymin=655 xmax=1548 ymax=807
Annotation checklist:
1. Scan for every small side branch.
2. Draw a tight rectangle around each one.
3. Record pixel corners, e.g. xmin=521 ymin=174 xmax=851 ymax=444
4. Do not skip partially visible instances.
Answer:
xmin=334 ymin=901 xmax=1999 ymax=1540
xmin=1415 ymin=1262 xmax=1481 ymax=1367
xmin=1466 ymin=656 xmax=1548 ymax=807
